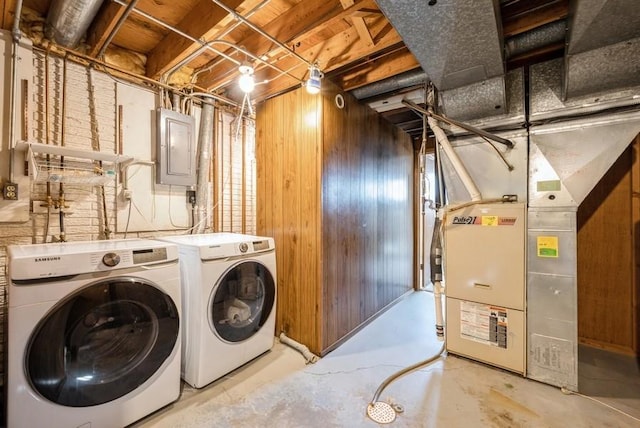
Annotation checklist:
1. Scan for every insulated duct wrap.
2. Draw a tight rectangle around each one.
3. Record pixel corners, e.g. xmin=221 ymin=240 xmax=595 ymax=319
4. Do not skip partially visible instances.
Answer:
xmin=565 ymin=0 xmax=640 ymax=98
xmin=195 ymin=102 xmax=214 ymax=233
xmin=46 ymin=0 xmax=104 ymax=48
xmin=376 ymin=0 xmax=504 ymax=91
xmin=376 ymin=0 xmax=506 ymax=119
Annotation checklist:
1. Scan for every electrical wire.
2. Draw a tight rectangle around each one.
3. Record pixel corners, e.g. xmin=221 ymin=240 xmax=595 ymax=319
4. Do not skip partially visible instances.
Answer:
xmin=560 ymin=387 xmax=640 ymax=423
xmin=124 ymin=198 xmax=132 ymax=239
xmin=479 ymin=135 xmax=514 ymax=171
xmin=168 ymin=185 xmax=190 ymax=229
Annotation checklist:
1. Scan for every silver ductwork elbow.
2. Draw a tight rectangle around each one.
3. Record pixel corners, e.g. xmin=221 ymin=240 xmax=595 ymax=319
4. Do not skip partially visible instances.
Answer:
xmin=45 ymin=0 xmax=104 ymax=48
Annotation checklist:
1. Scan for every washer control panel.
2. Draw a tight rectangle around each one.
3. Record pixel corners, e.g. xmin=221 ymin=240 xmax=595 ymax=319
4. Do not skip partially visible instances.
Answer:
xmin=239 ymin=242 xmax=249 ymax=253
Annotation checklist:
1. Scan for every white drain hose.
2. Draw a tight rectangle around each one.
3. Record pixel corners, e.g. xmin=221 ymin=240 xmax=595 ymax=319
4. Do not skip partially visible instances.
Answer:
xmin=279 ymin=332 xmax=320 ymax=364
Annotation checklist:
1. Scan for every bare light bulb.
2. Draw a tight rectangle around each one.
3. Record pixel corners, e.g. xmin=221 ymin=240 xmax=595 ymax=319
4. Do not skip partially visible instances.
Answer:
xmin=306 ymin=65 xmax=323 ymax=95
xmin=238 ymin=63 xmax=255 ymax=93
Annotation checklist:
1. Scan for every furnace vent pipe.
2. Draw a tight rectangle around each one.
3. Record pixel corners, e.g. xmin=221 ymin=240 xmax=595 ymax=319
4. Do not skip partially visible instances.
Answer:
xmin=195 ymin=102 xmax=214 ymax=233
xmin=428 ymin=116 xmax=482 ymax=201
xmin=46 ymin=0 xmax=104 ymax=48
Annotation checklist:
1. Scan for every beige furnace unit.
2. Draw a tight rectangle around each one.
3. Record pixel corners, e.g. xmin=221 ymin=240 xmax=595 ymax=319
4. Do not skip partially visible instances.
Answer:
xmin=444 ymin=202 xmax=526 ymax=373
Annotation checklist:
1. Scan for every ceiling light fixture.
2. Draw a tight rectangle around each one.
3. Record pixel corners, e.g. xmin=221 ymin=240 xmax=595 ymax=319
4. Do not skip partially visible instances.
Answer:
xmin=305 ymin=64 xmax=324 ymax=95
xmin=238 ymin=63 xmax=255 ymax=93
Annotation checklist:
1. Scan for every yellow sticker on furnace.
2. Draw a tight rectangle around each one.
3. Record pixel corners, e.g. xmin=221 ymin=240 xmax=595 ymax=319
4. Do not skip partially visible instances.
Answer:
xmin=481 ymin=216 xmax=498 ymax=226
xmin=537 ymin=236 xmax=559 ymax=258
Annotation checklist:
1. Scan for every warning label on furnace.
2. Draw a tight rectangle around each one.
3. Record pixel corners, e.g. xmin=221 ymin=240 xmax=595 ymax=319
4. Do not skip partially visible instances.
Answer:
xmin=460 ymin=301 xmax=508 ymax=349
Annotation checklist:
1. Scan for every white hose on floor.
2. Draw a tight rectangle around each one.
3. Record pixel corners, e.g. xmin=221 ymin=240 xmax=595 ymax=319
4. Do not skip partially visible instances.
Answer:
xmin=279 ymin=332 xmax=320 ymax=364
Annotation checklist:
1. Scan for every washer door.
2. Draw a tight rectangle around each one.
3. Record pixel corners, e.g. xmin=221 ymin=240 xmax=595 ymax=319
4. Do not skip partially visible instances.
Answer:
xmin=210 ymin=261 xmax=275 ymax=342
xmin=26 ymin=278 xmax=179 ymax=407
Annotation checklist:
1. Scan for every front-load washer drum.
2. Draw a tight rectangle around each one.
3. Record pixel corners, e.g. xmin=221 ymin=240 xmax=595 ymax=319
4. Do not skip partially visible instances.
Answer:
xmin=26 ymin=277 xmax=179 ymax=407
xmin=210 ymin=260 xmax=275 ymax=343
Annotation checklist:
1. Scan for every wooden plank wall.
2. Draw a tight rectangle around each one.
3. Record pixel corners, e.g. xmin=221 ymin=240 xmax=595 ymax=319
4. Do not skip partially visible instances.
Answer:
xmin=255 ymin=89 xmax=323 ymax=353
xmin=256 ymin=81 xmax=414 ymax=355
xmin=321 ymin=83 xmax=414 ymax=352
xmin=577 ymin=139 xmax=637 ymax=355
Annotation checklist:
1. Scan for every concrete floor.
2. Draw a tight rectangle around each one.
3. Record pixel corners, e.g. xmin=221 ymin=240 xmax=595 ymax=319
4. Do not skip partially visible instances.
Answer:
xmin=134 ymin=291 xmax=640 ymax=427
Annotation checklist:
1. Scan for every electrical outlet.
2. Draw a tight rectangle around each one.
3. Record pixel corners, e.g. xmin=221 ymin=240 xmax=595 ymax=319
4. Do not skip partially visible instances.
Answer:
xmin=123 ymin=189 xmax=133 ymax=200
xmin=186 ymin=190 xmax=196 ymax=205
xmin=3 ymin=183 xmax=18 ymax=200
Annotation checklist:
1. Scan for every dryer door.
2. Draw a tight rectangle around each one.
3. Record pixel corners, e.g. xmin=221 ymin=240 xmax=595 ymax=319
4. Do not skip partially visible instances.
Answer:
xmin=26 ymin=277 xmax=179 ymax=407
xmin=210 ymin=260 xmax=275 ymax=342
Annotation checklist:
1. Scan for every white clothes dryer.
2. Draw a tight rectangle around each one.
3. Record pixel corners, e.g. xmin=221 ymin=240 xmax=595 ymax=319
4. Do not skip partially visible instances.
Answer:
xmin=159 ymin=233 xmax=276 ymax=388
xmin=6 ymin=239 xmax=182 ymax=428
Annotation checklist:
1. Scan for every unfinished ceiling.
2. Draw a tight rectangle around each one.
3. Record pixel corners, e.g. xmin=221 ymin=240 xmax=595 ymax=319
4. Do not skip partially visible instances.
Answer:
xmin=3 ymin=0 xmax=639 ymax=141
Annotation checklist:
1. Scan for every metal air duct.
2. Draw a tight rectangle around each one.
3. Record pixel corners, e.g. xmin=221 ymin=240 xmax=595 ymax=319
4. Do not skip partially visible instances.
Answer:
xmin=565 ymin=0 xmax=640 ymax=98
xmin=526 ymin=109 xmax=640 ymax=391
xmin=45 ymin=0 xmax=104 ymax=48
xmin=375 ymin=0 xmax=506 ymax=119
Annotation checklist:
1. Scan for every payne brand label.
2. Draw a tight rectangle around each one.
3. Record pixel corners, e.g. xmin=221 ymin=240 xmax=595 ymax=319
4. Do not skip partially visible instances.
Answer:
xmin=451 ymin=216 xmax=517 ymax=226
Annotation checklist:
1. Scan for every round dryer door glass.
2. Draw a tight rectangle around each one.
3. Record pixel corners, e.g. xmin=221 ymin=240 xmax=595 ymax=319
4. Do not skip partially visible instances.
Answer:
xmin=26 ymin=278 xmax=179 ymax=407
xmin=210 ymin=261 xmax=275 ymax=342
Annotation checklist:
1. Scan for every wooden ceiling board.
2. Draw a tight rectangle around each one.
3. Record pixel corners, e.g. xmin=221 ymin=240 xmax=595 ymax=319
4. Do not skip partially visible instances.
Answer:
xmin=145 ymin=0 xmax=246 ymax=78
xmin=248 ymin=13 xmax=403 ymax=100
xmin=110 ymin=13 xmax=168 ymax=54
xmin=193 ymin=0 xmax=346 ymax=91
xmin=136 ymin=0 xmax=201 ymax=27
xmin=331 ymin=45 xmax=420 ymax=91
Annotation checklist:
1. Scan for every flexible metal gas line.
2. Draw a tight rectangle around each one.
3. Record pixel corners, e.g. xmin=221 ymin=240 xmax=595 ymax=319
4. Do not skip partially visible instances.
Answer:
xmin=402 ymin=99 xmax=515 ymax=149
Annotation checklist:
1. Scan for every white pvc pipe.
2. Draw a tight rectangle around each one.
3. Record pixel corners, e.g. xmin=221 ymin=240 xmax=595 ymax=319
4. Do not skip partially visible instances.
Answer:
xmin=279 ymin=332 xmax=319 ymax=364
xmin=433 ymin=280 xmax=444 ymax=342
xmin=428 ymin=116 xmax=482 ymax=201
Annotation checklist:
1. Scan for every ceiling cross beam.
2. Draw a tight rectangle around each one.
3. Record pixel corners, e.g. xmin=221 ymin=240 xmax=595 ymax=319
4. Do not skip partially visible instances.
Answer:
xmin=144 ymin=0 xmax=245 ymax=79
xmin=196 ymin=0 xmax=377 ymax=92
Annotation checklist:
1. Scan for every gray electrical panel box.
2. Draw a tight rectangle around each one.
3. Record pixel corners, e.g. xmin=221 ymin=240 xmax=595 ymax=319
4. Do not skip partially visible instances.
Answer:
xmin=156 ymin=108 xmax=196 ymax=186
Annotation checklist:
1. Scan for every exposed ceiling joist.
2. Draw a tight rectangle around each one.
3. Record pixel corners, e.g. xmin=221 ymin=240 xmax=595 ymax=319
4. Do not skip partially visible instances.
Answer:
xmin=331 ymin=45 xmax=420 ymax=91
xmin=193 ymin=0 xmax=346 ymax=90
xmin=250 ymin=13 xmax=403 ymax=99
xmin=145 ymin=0 xmax=244 ymax=79
xmin=87 ymin=2 xmax=129 ymax=57
xmin=197 ymin=0 xmax=381 ymax=92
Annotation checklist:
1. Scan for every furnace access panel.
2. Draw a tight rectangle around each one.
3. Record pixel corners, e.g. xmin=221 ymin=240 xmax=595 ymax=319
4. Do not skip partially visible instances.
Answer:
xmin=444 ymin=202 xmax=526 ymax=373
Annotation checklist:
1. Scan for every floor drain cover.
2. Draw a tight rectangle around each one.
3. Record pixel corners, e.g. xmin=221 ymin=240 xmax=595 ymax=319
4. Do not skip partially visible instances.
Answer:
xmin=367 ymin=402 xmax=396 ymax=424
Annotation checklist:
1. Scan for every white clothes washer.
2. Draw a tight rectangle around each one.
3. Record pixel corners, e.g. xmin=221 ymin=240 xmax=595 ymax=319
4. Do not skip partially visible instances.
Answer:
xmin=6 ymin=239 xmax=182 ymax=428
xmin=159 ymin=233 xmax=276 ymax=388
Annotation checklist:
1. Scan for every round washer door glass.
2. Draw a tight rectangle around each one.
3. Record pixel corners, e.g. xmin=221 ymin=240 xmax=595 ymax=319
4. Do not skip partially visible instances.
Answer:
xmin=211 ymin=261 xmax=275 ymax=342
xmin=26 ymin=278 xmax=179 ymax=407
